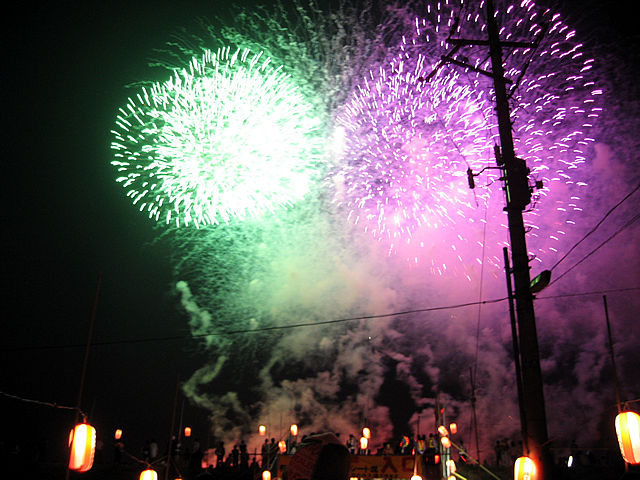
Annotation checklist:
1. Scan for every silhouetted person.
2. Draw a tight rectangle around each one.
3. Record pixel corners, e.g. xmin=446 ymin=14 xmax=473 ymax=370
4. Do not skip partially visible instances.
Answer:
xmin=287 ymin=433 xmax=351 ymax=480
xmin=215 ymin=441 xmax=225 ymax=467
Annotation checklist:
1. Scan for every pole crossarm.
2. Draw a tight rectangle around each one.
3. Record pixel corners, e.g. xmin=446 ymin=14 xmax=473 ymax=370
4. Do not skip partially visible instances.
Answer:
xmin=447 ymin=38 xmax=537 ymax=48
xmin=440 ymin=55 xmax=513 ymax=83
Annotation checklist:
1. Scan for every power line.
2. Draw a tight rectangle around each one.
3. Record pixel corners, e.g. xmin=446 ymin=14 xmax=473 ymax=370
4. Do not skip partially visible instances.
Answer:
xmin=535 ymin=286 xmax=640 ymax=301
xmin=550 ymin=182 xmax=640 ymax=272
xmin=549 ymin=212 xmax=640 ymax=287
xmin=3 ymin=286 xmax=639 ymax=352
xmin=0 ymin=390 xmax=85 ymax=417
xmin=4 ymin=297 xmax=509 ymax=352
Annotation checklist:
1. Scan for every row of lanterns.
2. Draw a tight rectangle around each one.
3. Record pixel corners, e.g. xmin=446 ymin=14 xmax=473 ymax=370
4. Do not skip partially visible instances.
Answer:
xmin=68 ymin=422 xmax=193 ymax=479
xmin=68 ymin=411 xmax=640 ymax=479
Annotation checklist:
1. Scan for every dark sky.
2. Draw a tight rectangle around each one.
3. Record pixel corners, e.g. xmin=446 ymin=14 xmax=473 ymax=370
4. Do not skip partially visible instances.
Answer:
xmin=1 ymin=0 xmax=638 ymax=466
xmin=1 ymin=0 xmax=231 ymax=460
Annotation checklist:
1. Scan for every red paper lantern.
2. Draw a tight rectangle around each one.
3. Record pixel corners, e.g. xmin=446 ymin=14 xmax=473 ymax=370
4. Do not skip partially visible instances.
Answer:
xmin=115 ymin=428 xmax=123 ymax=440
xmin=262 ymin=470 xmax=271 ymax=480
xmin=449 ymin=423 xmax=457 ymax=435
xmin=362 ymin=427 xmax=371 ymax=439
xmin=514 ymin=456 xmax=536 ymax=480
xmin=184 ymin=426 xmax=192 ymax=438
xmin=69 ymin=423 xmax=96 ymax=472
xmin=140 ymin=468 xmax=158 ymax=480
xmin=616 ymin=411 xmax=640 ymax=464
xmin=259 ymin=425 xmax=267 ymax=436
xmin=440 ymin=436 xmax=451 ymax=449
xmin=290 ymin=424 xmax=298 ymax=437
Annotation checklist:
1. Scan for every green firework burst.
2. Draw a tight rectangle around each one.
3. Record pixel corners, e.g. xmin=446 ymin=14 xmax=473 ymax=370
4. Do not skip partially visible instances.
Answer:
xmin=111 ymin=46 xmax=324 ymax=227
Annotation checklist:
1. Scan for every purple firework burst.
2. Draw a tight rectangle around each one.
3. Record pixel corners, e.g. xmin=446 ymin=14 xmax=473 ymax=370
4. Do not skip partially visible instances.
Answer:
xmin=331 ymin=0 xmax=601 ymax=276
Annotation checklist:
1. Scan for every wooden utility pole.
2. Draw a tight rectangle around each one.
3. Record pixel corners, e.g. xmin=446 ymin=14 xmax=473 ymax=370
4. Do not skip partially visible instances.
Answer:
xmin=446 ymin=1 xmax=551 ymax=477
xmin=486 ymin=0 xmax=550 ymax=476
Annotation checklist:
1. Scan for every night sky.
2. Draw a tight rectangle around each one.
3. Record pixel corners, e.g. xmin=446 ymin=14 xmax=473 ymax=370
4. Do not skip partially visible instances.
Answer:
xmin=2 ymin=0 xmax=639 ymax=469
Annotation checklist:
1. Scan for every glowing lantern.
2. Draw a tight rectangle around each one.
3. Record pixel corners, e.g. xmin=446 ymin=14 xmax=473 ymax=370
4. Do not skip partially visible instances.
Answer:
xmin=184 ymin=426 xmax=192 ymax=438
xmin=114 ymin=428 xmax=123 ymax=440
xmin=278 ymin=440 xmax=287 ymax=453
xmin=69 ymin=423 xmax=96 ymax=472
xmin=259 ymin=425 xmax=267 ymax=436
xmin=262 ymin=470 xmax=271 ymax=480
xmin=360 ymin=437 xmax=368 ymax=450
xmin=616 ymin=411 xmax=640 ymax=464
xmin=446 ymin=476 xmax=455 ymax=480
xmin=449 ymin=423 xmax=457 ymax=435
xmin=514 ymin=456 xmax=536 ymax=480
xmin=440 ymin=436 xmax=451 ymax=449
xmin=363 ymin=427 xmax=371 ymax=439
xmin=446 ymin=459 xmax=456 ymax=473
xmin=290 ymin=424 xmax=298 ymax=437
xmin=411 ymin=475 xmax=422 ymax=480
xmin=438 ymin=426 xmax=449 ymax=437
xmin=140 ymin=468 xmax=158 ymax=480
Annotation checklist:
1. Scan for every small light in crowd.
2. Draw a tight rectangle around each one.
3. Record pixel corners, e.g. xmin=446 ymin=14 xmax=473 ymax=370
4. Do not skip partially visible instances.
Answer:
xmin=278 ymin=440 xmax=287 ymax=453
xmin=290 ymin=424 xmax=298 ymax=436
xmin=139 ymin=468 xmax=158 ymax=480
xmin=115 ymin=428 xmax=123 ymax=440
xmin=184 ymin=426 xmax=192 ymax=438
xmin=262 ymin=470 xmax=271 ymax=480
xmin=360 ymin=437 xmax=368 ymax=450
xmin=567 ymin=455 xmax=574 ymax=467
xmin=446 ymin=459 xmax=456 ymax=473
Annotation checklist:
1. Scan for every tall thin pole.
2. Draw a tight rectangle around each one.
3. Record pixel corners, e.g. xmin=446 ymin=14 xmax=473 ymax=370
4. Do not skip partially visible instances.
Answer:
xmin=165 ymin=375 xmax=180 ymax=480
xmin=75 ymin=272 xmax=102 ymax=418
xmin=603 ymin=296 xmax=622 ymax=412
xmin=66 ymin=272 xmax=101 ymax=480
xmin=504 ymin=248 xmax=528 ymax=451
xmin=486 ymin=0 xmax=550 ymax=476
xmin=469 ymin=367 xmax=480 ymax=464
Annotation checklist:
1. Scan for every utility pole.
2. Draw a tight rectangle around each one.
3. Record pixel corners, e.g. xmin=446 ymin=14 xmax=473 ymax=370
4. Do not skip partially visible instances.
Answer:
xmin=446 ymin=0 xmax=551 ymax=477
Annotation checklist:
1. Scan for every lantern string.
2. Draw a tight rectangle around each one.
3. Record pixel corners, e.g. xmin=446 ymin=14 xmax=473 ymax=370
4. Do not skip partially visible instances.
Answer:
xmin=0 ymin=390 xmax=87 ymax=418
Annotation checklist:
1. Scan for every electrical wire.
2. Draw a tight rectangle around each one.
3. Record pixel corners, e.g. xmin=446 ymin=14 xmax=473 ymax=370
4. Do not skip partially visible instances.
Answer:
xmin=550 ymin=182 xmax=640 ymax=272
xmin=549 ymin=212 xmax=640 ymax=287
xmin=3 ymin=297 xmax=509 ymax=352
xmin=0 ymin=390 xmax=85 ymax=417
xmin=3 ymin=286 xmax=639 ymax=352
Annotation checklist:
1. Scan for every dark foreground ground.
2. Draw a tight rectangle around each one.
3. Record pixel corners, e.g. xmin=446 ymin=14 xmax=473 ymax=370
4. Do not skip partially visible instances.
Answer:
xmin=5 ymin=458 xmax=640 ymax=480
